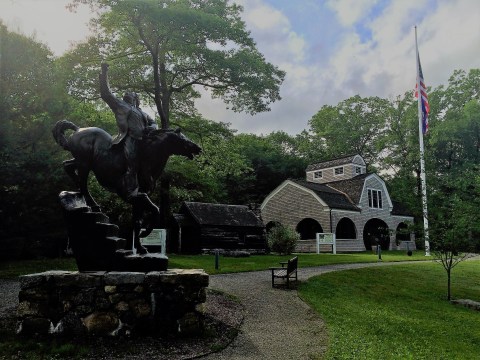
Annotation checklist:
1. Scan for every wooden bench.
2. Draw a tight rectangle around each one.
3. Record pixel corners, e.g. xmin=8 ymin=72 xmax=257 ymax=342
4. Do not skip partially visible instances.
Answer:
xmin=270 ymin=256 xmax=298 ymax=288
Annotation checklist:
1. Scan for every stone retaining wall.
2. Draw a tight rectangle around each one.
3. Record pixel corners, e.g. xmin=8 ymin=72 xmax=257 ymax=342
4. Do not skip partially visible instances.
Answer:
xmin=16 ymin=269 xmax=209 ymax=337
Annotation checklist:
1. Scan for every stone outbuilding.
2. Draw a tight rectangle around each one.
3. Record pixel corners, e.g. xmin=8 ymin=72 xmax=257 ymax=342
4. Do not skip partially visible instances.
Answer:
xmin=261 ymin=155 xmax=415 ymax=252
xmin=170 ymin=202 xmax=267 ymax=254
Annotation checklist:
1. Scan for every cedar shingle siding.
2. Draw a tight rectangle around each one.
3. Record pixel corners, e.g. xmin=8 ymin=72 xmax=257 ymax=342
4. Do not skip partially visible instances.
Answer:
xmin=261 ymin=155 xmax=416 ymax=252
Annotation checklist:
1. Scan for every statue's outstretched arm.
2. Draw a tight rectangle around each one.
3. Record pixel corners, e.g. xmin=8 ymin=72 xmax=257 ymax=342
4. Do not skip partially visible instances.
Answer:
xmin=99 ymin=63 xmax=121 ymax=112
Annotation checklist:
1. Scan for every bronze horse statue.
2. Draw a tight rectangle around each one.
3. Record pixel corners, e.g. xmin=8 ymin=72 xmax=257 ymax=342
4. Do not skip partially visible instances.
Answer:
xmin=53 ymin=119 xmax=201 ymax=253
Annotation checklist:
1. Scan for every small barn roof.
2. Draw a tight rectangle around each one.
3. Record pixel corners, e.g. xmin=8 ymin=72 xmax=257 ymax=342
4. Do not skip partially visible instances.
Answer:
xmin=306 ymin=154 xmax=359 ymax=172
xmin=291 ymin=179 xmax=360 ymax=211
xmin=391 ymin=201 xmax=414 ymax=217
xmin=179 ymin=202 xmax=264 ymax=227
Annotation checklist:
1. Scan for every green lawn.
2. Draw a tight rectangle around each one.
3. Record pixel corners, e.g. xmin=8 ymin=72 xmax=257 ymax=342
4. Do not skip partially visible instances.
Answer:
xmin=298 ymin=260 xmax=480 ymax=360
xmin=0 ymin=251 xmax=425 ymax=279
xmin=1 ymin=253 xmax=478 ymax=359
xmin=169 ymin=251 xmax=425 ymax=274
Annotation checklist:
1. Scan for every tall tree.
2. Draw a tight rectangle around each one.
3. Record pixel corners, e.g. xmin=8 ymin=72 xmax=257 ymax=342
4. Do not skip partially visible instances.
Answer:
xmin=0 ymin=23 xmax=73 ymax=257
xmin=67 ymin=0 xmax=285 ymax=129
xmin=307 ymin=95 xmax=390 ymax=165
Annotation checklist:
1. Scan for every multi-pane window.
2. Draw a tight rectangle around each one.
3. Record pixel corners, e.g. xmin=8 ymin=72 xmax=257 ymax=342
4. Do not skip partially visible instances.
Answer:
xmin=368 ymin=189 xmax=383 ymax=208
xmin=334 ymin=167 xmax=344 ymax=175
xmin=355 ymin=166 xmax=362 ymax=175
xmin=314 ymin=170 xmax=323 ymax=179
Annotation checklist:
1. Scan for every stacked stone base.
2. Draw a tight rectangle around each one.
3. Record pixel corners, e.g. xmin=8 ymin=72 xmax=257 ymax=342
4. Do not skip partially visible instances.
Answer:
xmin=17 ymin=269 xmax=209 ymax=337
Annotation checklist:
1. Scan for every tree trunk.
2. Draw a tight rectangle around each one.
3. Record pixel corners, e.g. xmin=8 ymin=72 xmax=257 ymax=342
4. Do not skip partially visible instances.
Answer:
xmin=447 ymin=268 xmax=451 ymax=301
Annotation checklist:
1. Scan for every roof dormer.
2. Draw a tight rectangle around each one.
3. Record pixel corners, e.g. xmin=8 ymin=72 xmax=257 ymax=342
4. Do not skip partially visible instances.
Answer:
xmin=306 ymin=154 xmax=366 ymax=184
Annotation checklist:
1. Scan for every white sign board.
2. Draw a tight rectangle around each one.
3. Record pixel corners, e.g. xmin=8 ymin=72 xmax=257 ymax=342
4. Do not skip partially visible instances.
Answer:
xmin=140 ymin=228 xmax=166 ymax=255
xmin=316 ymin=233 xmax=336 ymax=254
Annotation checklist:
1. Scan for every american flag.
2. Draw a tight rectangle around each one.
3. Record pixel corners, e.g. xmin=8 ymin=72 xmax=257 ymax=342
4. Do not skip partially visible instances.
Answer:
xmin=415 ymin=54 xmax=430 ymax=134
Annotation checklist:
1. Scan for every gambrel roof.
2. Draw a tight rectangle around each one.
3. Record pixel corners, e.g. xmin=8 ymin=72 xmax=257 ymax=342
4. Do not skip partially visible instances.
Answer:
xmin=325 ymin=173 xmax=369 ymax=204
xmin=290 ymin=175 xmax=412 ymax=216
xmin=291 ymin=179 xmax=360 ymax=211
xmin=306 ymin=154 xmax=364 ymax=172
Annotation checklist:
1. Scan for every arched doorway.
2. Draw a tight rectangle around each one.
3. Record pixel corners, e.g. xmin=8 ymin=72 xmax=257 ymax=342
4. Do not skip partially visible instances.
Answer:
xmin=335 ymin=217 xmax=357 ymax=239
xmin=363 ymin=219 xmax=390 ymax=250
xmin=296 ymin=218 xmax=323 ymax=240
xmin=265 ymin=221 xmax=281 ymax=234
xmin=396 ymin=223 xmax=410 ymax=243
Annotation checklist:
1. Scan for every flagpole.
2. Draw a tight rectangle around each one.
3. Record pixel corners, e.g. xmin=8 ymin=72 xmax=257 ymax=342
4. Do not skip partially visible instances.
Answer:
xmin=415 ymin=26 xmax=431 ymax=256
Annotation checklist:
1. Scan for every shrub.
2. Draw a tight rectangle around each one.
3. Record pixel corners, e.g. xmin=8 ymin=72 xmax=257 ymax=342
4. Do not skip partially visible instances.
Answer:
xmin=267 ymin=224 xmax=299 ymax=255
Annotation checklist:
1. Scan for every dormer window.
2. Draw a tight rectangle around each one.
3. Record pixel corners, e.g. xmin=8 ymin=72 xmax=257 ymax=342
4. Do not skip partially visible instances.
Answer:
xmin=368 ymin=189 xmax=383 ymax=209
xmin=314 ymin=171 xmax=323 ymax=179
xmin=334 ymin=167 xmax=344 ymax=176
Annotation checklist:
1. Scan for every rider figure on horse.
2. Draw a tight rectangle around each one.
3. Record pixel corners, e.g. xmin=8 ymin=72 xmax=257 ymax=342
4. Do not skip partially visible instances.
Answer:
xmin=99 ymin=63 xmax=158 ymax=200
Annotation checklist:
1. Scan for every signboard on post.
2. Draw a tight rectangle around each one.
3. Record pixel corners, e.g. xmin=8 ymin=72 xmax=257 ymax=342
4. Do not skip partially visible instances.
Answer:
xmin=316 ymin=233 xmax=336 ymax=254
xmin=140 ymin=229 xmax=167 ymax=255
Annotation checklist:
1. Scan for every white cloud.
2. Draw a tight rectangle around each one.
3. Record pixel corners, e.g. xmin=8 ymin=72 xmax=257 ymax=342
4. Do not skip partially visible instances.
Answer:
xmin=2 ymin=0 xmax=479 ymax=135
xmin=1 ymin=0 xmax=91 ymax=56
xmin=326 ymin=0 xmax=379 ymax=27
xmin=238 ymin=0 xmax=307 ymax=63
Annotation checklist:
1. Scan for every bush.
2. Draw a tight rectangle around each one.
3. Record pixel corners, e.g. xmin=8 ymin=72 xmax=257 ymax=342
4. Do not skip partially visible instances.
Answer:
xmin=267 ymin=224 xmax=299 ymax=255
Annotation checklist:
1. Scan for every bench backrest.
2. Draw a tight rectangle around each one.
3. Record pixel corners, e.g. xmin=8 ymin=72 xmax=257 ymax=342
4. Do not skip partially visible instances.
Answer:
xmin=287 ymin=256 xmax=298 ymax=273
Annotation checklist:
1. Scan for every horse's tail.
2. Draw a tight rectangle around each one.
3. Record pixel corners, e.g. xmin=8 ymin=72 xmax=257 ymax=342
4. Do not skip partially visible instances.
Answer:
xmin=52 ymin=120 xmax=79 ymax=150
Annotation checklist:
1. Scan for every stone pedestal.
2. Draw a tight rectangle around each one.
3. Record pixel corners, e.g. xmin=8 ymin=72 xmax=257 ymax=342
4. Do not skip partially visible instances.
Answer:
xmin=17 ymin=269 xmax=209 ymax=337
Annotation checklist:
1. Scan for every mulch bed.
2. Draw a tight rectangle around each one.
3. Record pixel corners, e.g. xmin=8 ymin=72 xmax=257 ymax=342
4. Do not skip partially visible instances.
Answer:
xmin=0 ymin=289 xmax=244 ymax=360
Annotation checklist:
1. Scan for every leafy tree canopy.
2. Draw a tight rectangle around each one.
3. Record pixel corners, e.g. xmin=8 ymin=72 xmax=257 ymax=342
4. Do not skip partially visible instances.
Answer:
xmin=65 ymin=0 xmax=285 ymax=128
xmin=307 ymin=95 xmax=390 ymax=165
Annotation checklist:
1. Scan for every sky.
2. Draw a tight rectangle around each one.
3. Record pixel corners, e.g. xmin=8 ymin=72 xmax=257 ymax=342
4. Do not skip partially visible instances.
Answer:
xmin=2 ymin=0 xmax=480 ymax=135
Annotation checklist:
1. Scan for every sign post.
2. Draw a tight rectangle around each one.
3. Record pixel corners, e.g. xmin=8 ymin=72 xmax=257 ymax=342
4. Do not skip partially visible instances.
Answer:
xmin=316 ymin=233 xmax=336 ymax=254
xmin=140 ymin=229 xmax=167 ymax=255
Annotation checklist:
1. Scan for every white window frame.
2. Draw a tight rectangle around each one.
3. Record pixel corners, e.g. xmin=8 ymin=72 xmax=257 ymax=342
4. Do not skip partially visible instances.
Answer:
xmin=334 ymin=166 xmax=344 ymax=176
xmin=367 ymin=189 xmax=383 ymax=209
xmin=355 ymin=166 xmax=362 ymax=175
xmin=313 ymin=170 xmax=323 ymax=179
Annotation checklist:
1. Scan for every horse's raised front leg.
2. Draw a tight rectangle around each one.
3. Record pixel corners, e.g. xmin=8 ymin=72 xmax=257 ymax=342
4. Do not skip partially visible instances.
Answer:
xmin=77 ymin=166 xmax=101 ymax=212
xmin=131 ymin=193 xmax=160 ymax=254
xmin=63 ymin=159 xmax=80 ymax=188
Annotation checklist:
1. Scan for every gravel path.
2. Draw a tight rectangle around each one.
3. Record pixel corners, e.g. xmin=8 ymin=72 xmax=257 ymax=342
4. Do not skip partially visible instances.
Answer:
xmin=203 ymin=261 xmax=406 ymax=360
xmin=0 ymin=279 xmax=19 ymax=318
xmin=0 ymin=260 xmax=438 ymax=360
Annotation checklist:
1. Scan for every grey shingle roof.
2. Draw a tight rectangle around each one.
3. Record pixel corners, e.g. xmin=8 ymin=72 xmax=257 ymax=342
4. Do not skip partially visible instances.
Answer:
xmin=179 ymin=202 xmax=264 ymax=227
xmin=291 ymin=179 xmax=360 ymax=211
xmin=306 ymin=154 xmax=358 ymax=171
xmin=324 ymin=173 xmax=369 ymax=204
xmin=391 ymin=201 xmax=414 ymax=217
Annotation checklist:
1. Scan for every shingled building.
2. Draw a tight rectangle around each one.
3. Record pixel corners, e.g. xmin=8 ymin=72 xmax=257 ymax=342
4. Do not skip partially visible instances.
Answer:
xmin=261 ymin=155 xmax=415 ymax=252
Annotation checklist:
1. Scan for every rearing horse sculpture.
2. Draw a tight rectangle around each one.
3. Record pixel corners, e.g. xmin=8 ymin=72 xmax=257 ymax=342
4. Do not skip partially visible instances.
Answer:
xmin=53 ymin=119 xmax=201 ymax=253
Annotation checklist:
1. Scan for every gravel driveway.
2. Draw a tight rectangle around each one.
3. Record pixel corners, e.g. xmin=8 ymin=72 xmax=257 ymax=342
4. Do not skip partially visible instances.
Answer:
xmin=203 ymin=262 xmax=401 ymax=360
xmin=0 ymin=261 xmax=431 ymax=360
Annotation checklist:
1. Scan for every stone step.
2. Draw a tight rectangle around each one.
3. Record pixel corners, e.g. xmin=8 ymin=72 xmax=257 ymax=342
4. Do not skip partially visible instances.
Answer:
xmin=82 ymin=211 xmax=110 ymax=224
xmin=106 ymin=236 xmax=127 ymax=250
xmin=94 ymin=222 xmax=119 ymax=237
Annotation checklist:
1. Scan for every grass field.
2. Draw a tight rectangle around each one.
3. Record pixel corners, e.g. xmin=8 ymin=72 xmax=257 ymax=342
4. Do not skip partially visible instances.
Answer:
xmin=298 ymin=260 xmax=480 ymax=360
xmin=0 ymin=254 xmax=478 ymax=359
xmin=0 ymin=251 xmax=425 ymax=279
